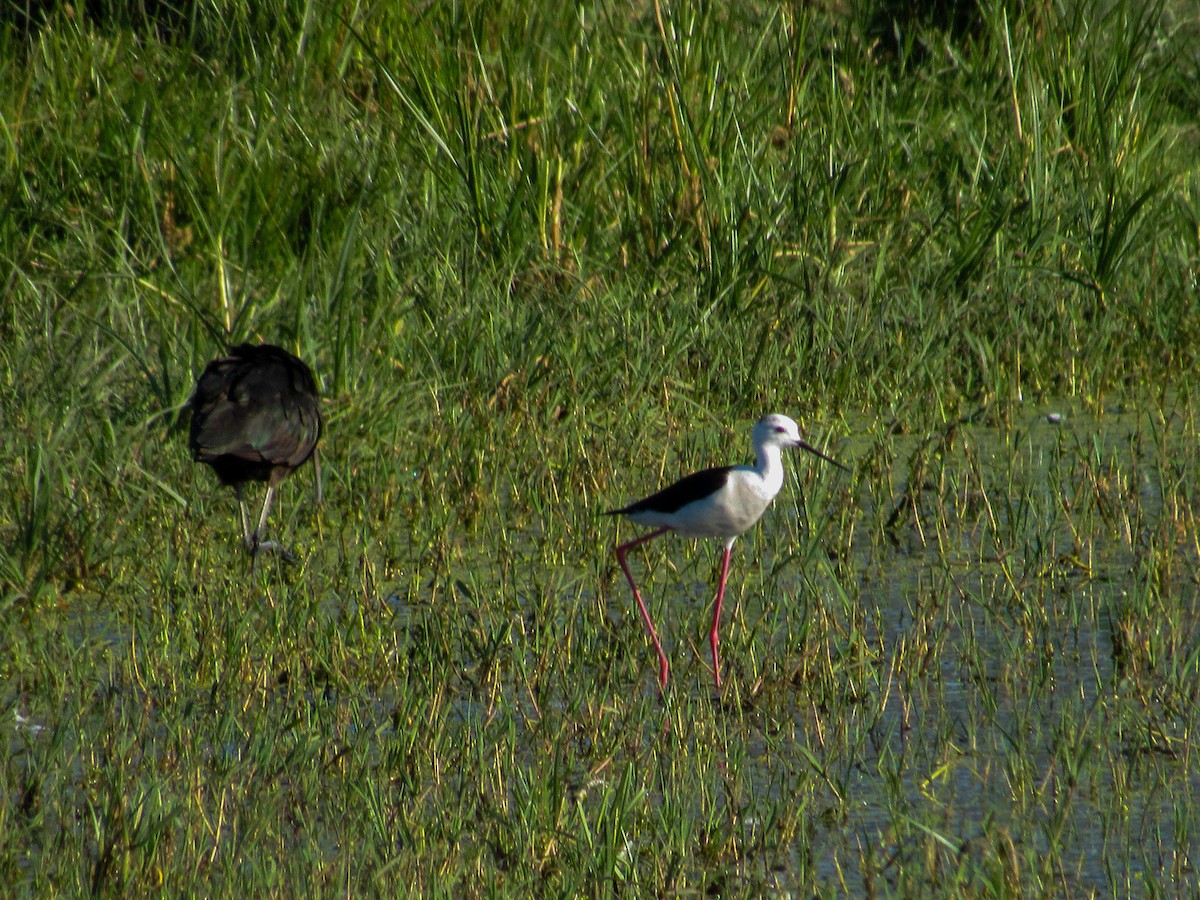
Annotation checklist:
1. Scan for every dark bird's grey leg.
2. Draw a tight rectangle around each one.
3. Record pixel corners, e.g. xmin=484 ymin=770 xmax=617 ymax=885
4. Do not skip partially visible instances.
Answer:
xmin=312 ymin=447 xmax=323 ymax=506
xmin=234 ymin=485 xmax=255 ymax=552
xmin=254 ymin=484 xmax=277 ymax=544
xmin=249 ymin=484 xmax=297 ymax=563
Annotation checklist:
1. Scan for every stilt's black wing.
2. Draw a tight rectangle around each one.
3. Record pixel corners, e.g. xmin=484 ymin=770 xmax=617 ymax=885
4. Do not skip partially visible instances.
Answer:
xmin=607 ymin=466 xmax=733 ymax=516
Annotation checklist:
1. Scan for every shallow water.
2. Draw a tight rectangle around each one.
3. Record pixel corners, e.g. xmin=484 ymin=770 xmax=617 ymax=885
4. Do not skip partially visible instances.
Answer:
xmin=751 ymin=401 xmax=1200 ymax=892
xmin=558 ymin=399 xmax=1200 ymax=892
xmin=5 ymin=400 xmax=1198 ymax=893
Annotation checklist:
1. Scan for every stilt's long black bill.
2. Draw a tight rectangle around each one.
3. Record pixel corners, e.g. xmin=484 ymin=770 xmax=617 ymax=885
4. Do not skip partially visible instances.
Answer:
xmin=798 ymin=439 xmax=850 ymax=472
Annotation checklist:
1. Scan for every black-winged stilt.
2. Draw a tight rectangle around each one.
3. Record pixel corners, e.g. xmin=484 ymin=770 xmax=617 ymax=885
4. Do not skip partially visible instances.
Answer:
xmin=607 ymin=413 xmax=847 ymax=691
xmin=188 ymin=343 xmax=323 ymax=561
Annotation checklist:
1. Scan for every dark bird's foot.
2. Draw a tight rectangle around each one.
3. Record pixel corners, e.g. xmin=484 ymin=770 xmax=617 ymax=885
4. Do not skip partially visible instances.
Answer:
xmin=247 ymin=536 xmax=299 ymax=565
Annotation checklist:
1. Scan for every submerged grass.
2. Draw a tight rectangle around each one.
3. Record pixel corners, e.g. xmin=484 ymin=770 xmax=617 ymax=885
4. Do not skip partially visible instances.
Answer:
xmin=2 ymin=0 xmax=1200 ymax=894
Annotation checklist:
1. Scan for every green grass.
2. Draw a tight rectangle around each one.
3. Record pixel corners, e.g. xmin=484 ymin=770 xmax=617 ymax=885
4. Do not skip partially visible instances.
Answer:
xmin=2 ymin=0 xmax=1200 ymax=894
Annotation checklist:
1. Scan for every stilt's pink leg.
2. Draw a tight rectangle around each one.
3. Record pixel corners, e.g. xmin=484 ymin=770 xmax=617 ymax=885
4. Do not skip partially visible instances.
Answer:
xmin=709 ymin=544 xmax=734 ymax=689
xmin=614 ymin=527 xmax=673 ymax=690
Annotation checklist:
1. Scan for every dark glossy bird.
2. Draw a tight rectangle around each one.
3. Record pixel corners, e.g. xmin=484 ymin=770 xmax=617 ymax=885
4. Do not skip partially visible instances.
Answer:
xmin=188 ymin=343 xmax=323 ymax=561
xmin=607 ymin=414 xmax=847 ymax=691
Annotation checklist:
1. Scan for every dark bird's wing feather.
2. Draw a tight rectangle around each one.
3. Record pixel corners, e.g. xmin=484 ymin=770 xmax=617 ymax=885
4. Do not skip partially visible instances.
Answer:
xmin=189 ymin=344 xmax=322 ymax=480
xmin=229 ymin=360 xmax=321 ymax=467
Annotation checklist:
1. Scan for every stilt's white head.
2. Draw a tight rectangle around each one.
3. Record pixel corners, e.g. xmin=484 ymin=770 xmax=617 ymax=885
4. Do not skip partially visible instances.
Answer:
xmin=754 ymin=414 xmax=848 ymax=471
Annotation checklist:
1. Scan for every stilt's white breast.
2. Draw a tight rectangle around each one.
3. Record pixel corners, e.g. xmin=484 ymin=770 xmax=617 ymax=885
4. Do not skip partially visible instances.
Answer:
xmin=663 ymin=467 xmax=775 ymax=538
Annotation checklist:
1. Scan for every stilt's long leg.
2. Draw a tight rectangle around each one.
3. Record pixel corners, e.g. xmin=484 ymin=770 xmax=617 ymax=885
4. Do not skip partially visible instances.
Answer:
xmin=709 ymin=544 xmax=734 ymax=689
xmin=614 ymin=527 xmax=673 ymax=690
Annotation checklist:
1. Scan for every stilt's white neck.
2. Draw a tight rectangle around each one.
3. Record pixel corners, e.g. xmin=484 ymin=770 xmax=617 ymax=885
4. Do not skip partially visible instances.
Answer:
xmin=754 ymin=441 xmax=786 ymax=498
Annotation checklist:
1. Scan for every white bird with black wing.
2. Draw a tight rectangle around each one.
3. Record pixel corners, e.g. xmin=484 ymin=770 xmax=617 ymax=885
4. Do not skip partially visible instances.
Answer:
xmin=607 ymin=414 xmax=847 ymax=691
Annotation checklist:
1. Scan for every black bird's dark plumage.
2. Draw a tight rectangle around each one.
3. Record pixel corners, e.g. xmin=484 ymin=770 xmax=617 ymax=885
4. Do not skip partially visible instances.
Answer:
xmin=606 ymin=466 xmax=733 ymax=517
xmin=188 ymin=343 xmax=322 ymax=559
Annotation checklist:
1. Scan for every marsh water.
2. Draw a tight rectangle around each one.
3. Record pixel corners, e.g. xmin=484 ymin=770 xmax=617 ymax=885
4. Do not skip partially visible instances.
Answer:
xmin=584 ymin=400 xmax=1200 ymax=892
xmin=7 ymin=401 xmax=1199 ymax=893
xmin=747 ymin=402 xmax=1196 ymax=892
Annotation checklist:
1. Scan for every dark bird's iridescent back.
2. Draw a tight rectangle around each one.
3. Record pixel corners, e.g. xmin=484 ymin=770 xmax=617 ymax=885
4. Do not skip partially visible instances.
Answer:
xmin=189 ymin=343 xmax=322 ymax=488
